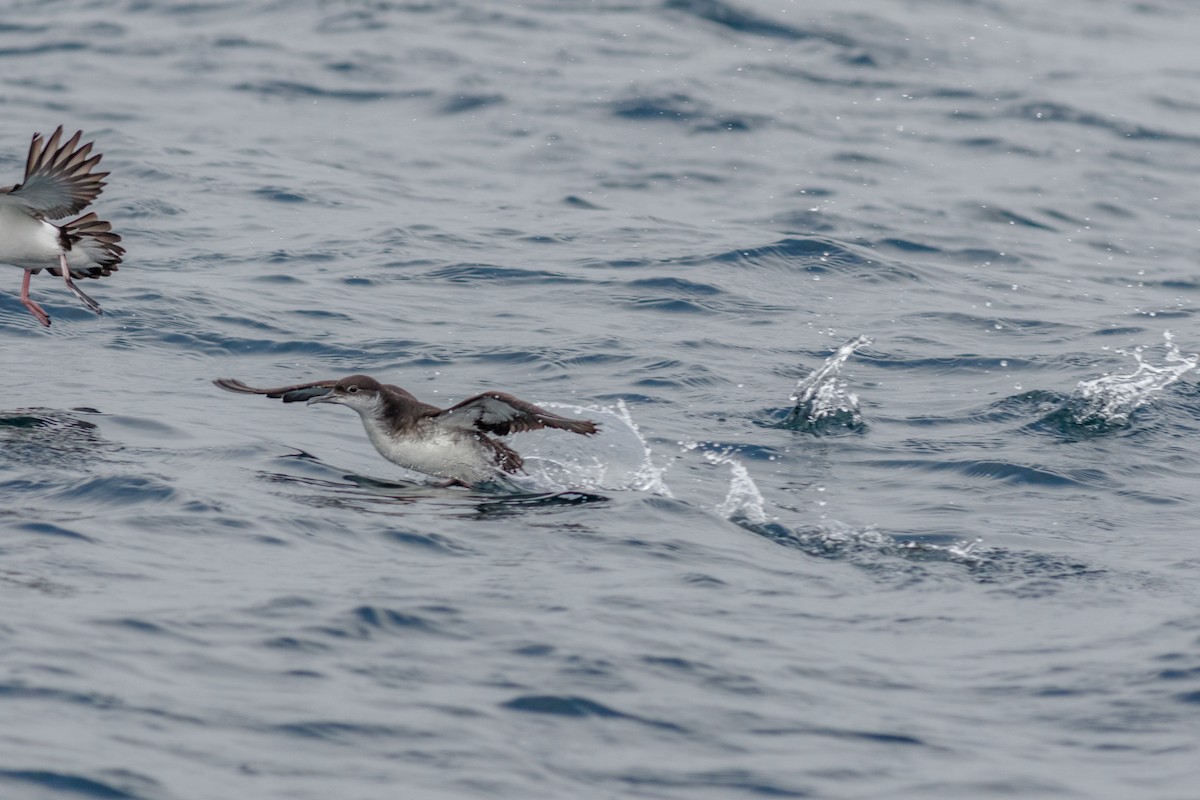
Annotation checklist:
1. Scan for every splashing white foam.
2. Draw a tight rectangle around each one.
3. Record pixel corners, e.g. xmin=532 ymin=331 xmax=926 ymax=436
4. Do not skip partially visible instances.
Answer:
xmin=687 ymin=446 xmax=985 ymax=564
xmin=614 ymin=399 xmax=673 ymax=496
xmin=517 ymin=400 xmax=671 ymax=495
xmin=704 ymin=450 xmax=768 ymax=524
xmin=787 ymin=334 xmax=871 ymax=429
xmin=1069 ymin=331 xmax=1198 ymax=426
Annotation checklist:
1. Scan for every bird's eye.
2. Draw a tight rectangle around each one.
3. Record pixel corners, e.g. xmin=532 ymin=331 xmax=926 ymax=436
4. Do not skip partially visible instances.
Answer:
xmin=348 ymin=385 xmax=359 ymax=394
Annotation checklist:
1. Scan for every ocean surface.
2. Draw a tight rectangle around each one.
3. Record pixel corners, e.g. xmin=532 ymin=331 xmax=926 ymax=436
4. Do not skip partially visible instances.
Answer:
xmin=3 ymin=1 xmax=1200 ymax=798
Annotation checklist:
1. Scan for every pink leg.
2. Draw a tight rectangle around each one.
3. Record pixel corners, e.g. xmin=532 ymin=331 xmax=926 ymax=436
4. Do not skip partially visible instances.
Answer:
xmin=19 ymin=269 xmax=51 ymax=327
xmin=59 ymin=254 xmax=103 ymax=316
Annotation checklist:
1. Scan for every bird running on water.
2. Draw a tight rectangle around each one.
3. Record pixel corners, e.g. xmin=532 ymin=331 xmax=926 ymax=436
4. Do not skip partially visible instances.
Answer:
xmin=214 ymin=374 xmax=600 ymax=486
xmin=0 ymin=125 xmax=124 ymax=327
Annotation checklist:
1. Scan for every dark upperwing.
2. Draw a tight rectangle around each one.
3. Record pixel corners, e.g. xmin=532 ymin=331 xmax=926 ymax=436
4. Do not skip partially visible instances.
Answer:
xmin=432 ymin=391 xmax=599 ymax=436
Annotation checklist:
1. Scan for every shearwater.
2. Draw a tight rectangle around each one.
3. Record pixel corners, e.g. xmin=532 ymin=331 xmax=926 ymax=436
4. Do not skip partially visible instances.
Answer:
xmin=214 ymin=374 xmax=599 ymax=486
xmin=0 ymin=126 xmax=124 ymax=327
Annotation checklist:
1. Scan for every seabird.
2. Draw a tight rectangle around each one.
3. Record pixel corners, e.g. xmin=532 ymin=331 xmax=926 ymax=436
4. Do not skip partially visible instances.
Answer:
xmin=214 ymin=374 xmax=600 ymax=485
xmin=0 ymin=126 xmax=124 ymax=327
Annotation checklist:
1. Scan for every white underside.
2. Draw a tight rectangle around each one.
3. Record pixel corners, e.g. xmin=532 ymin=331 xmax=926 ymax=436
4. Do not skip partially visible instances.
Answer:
xmin=361 ymin=416 xmax=498 ymax=483
xmin=0 ymin=206 xmax=97 ymax=271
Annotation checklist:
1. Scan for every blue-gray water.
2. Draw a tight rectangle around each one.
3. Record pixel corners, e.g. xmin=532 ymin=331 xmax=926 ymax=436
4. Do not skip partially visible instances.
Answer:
xmin=3 ymin=1 xmax=1200 ymax=798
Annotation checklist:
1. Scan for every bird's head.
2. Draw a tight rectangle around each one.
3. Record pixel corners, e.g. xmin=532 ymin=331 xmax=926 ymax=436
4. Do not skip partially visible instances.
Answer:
xmin=307 ymin=374 xmax=385 ymax=413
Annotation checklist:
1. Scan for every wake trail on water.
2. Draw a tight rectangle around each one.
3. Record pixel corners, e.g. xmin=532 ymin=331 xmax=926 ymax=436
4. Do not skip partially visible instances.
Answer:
xmin=690 ymin=337 xmax=982 ymax=564
xmin=702 ymin=446 xmax=984 ymax=565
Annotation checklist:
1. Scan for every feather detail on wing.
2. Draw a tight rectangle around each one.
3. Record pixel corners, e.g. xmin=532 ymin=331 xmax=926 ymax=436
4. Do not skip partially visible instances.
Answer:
xmin=212 ymin=378 xmax=337 ymax=403
xmin=2 ymin=126 xmax=109 ymax=218
xmin=432 ymin=391 xmax=599 ymax=436
xmin=487 ymin=437 xmax=525 ymax=473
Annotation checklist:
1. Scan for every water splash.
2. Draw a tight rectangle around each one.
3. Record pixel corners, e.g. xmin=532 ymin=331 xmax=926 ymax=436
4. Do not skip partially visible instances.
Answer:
xmin=691 ymin=444 xmax=984 ymax=566
xmin=517 ymin=400 xmax=672 ymax=495
xmin=1067 ymin=331 xmax=1197 ymax=428
xmin=705 ymin=450 xmax=768 ymax=524
xmin=614 ymin=399 xmax=673 ymax=496
xmin=781 ymin=334 xmax=871 ymax=432
xmin=695 ymin=438 xmax=982 ymax=565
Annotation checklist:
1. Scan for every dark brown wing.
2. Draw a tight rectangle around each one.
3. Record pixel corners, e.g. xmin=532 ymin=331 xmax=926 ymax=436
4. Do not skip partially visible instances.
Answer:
xmin=4 ymin=126 xmax=109 ymax=218
xmin=213 ymin=378 xmax=337 ymax=403
xmin=432 ymin=391 xmax=599 ymax=436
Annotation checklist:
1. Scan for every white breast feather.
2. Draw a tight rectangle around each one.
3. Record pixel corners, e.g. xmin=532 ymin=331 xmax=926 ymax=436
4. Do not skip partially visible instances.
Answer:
xmin=362 ymin=419 xmax=495 ymax=482
xmin=0 ymin=206 xmax=63 ymax=267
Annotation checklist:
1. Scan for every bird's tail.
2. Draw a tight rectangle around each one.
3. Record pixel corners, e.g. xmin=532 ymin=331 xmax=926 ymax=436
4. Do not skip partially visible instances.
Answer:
xmin=50 ymin=212 xmax=124 ymax=278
